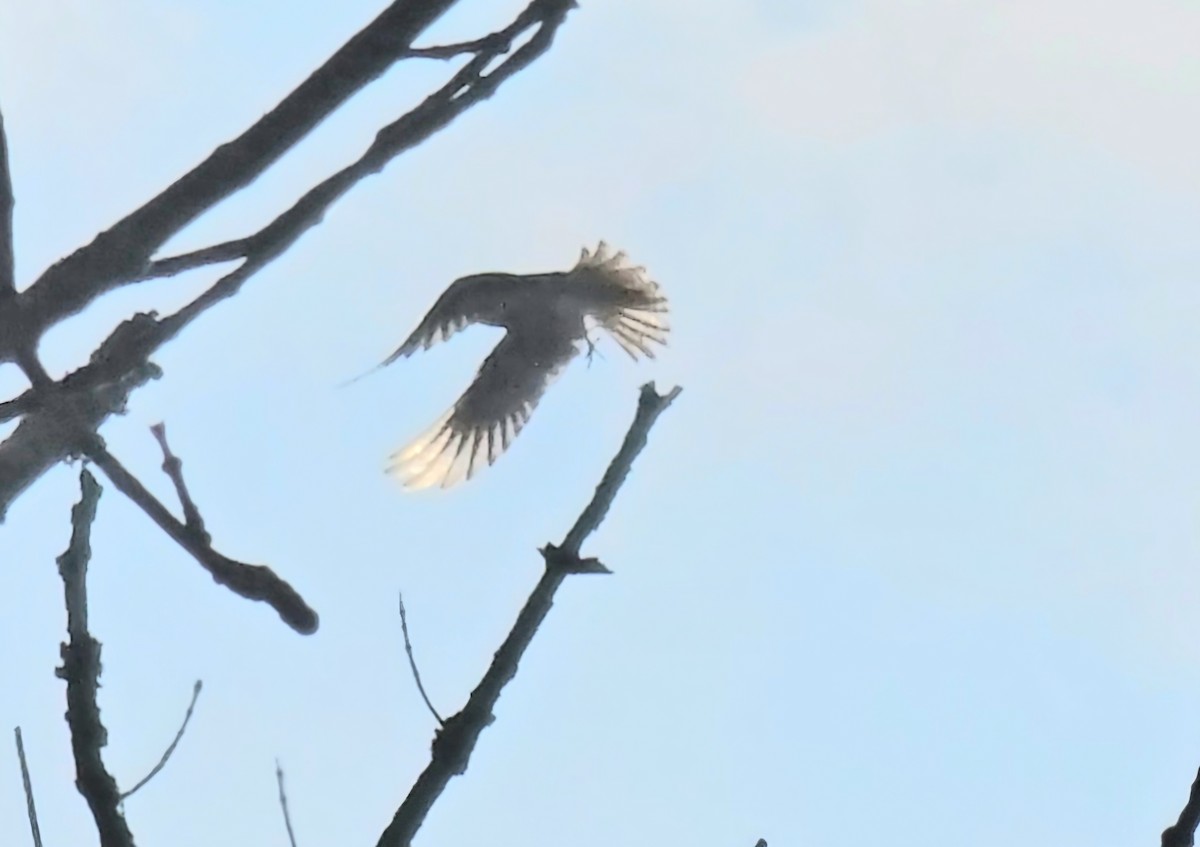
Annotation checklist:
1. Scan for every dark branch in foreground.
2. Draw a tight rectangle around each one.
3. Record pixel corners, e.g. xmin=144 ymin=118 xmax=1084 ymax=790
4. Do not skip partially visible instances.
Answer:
xmin=399 ymin=592 xmax=445 ymax=725
xmin=120 ymin=680 xmax=203 ymax=801
xmin=1164 ymin=765 xmax=1200 ymax=847
xmin=55 ymin=469 xmax=135 ymax=847
xmin=276 ymin=760 xmax=300 ymax=847
xmin=85 ymin=432 xmax=318 ymax=634
xmin=14 ymin=726 xmax=44 ymax=847
xmin=375 ymin=382 xmax=682 ymax=847
xmin=0 ymin=0 xmax=575 ymax=522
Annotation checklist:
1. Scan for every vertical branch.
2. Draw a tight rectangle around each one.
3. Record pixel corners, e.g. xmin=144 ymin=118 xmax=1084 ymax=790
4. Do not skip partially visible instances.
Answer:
xmin=55 ymin=469 xmax=135 ymax=847
xmin=0 ymin=107 xmax=14 ymax=296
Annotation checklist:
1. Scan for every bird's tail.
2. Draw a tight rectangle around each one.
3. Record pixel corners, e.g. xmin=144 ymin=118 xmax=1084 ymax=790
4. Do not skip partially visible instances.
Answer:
xmin=571 ymin=241 xmax=669 ymax=360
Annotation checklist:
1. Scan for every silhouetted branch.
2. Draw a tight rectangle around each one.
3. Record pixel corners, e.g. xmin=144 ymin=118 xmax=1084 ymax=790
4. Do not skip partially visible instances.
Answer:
xmin=17 ymin=1 xmax=457 ymax=332
xmin=15 ymin=0 xmax=574 ymax=341
xmin=1164 ymin=764 xmax=1200 ymax=847
xmin=0 ymin=0 xmax=576 ymax=523
xmin=404 ymin=0 xmax=570 ymax=59
xmin=132 ymin=239 xmax=250 ymax=282
xmin=13 ymin=727 xmax=44 ymax=847
xmin=149 ymin=423 xmax=207 ymax=538
xmin=0 ymin=107 xmax=13 ymax=297
xmin=120 ymin=680 xmax=203 ymax=801
xmin=55 ymin=469 xmax=135 ymax=847
xmin=398 ymin=592 xmax=445 ymax=725
xmin=276 ymin=760 xmax=299 ymax=847
xmin=375 ymin=382 xmax=682 ymax=847
xmin=85 ymin=435 xmax=318 ymax=635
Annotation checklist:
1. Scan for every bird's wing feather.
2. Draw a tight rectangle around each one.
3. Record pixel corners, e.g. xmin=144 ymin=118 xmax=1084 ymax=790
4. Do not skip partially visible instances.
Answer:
xmin=381 ymin=274 xmax=521 ymax=366
xmin=387 ymin=331 xmax=578 ymax=490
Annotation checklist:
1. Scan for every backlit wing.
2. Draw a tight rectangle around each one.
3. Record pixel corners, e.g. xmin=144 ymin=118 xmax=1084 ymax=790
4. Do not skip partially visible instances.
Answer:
xmin=386 ymin=331 xmax=578 ymax=490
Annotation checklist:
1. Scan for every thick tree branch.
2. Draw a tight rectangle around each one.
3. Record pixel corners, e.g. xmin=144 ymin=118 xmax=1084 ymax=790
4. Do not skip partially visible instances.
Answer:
xmin=55 ymin=469 xmax=136 ymax=847
xmin=0 ymin=1 xmax=574 ymax=522
xmin=18 ymin=0 xmax=459 ymax=330
xmin=85 ymin=434 xmax=318 ymax=635
xmin=375 ymin=382 xmax=681 ymax=847
xmin=0 ymin=314 xmax=163 ymax=522
xmin=16 ymin=0 xmax=573 ymax=341
xmin=1164 ymin=765 xmax=1200 ymax=847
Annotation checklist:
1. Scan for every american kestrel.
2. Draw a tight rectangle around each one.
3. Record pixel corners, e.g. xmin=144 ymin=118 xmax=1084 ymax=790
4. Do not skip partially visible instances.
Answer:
xmin=377 ymin=242 xmax=669 ymax=490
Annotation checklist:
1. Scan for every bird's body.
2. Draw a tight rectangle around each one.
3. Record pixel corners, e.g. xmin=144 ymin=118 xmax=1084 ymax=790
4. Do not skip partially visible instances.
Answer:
xmin=376 ymin=242 xmax=669 ymax=490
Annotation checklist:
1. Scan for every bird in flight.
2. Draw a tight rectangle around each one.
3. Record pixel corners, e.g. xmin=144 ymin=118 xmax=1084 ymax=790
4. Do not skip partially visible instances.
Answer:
xmin=373 ymin=242 xmax=669 ymax=490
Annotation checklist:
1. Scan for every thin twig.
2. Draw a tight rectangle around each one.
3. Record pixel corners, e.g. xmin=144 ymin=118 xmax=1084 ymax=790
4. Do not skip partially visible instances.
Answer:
xmin=398 ymin=593 xmax=444 ymax=725
xmin=120 ymin=680 xmax=203 ymax=801
xmin=1164 ymin=764 xmax=1200 ymax=847
xmin=276 ymin=760 xmax=299 ymax=847
xmin=0 ymin=106 xmax=14 ymax=296
xmin=13 ymin=727 xmax=43 ymax=847
xmin=149 ymin=423 xmax=207 ymax=537
xmin=375 ymin=382 xmax=681 ymax=847
xmin=403 ymin=0 xmax=565 ymax=60
xmin=133 ymin=239 xmax=250 ymax=282
xmin=55 ymin=469 xmax=136 ymax=847
xmin=85 ymin=438 xmax=318 ymax=634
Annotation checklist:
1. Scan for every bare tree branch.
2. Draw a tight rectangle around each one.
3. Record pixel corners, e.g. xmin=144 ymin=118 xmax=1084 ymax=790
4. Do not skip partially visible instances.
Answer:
xmin=375 ymin=382 xmax=681 ymax=847
xmin=120 ymin=680 xmax=203 ymax=801
xmin=398 ymin=592 xmax=445 ymax=725
xmin=149 ymin=423 xmax=207 ymax=538
xmin=55 ymin=469 xmax=136 ymax=847
xmin=276 ymin=760 xmax=300 ymax=847
xmin=1164 ymin=765 xmax=1200 ymax=847
xmin=13 ymin=726 xmax=44 ymax=847
xmin=0 ymin=0 xmax=575 ymax=526
xmin=132 ymin=239 xmax=251 ymax=283
xmin=17 ymin=0 xmax=458 ymax=331
xmin=85 ymin=435 xmax=318 ymax=635
xmin=0 ymin=106 xmax=14 ymax=296
xmin=16 ymin=0 xmax=573 ymax=340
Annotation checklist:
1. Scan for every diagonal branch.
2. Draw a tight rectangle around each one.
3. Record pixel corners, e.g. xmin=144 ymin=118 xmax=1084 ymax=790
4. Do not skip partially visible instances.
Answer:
xmin=85 ymin=433 xmax=318 ymax=635
xmin=120 ymin=680 xmax=203 ymax=801
xmin=17 ymin=0 xmax=574 ymax=339
xmin=0 ymin=1 xmax=575 ymax=520
xmin=14 ymin=727 xmax=44 ymax=847
xmin=1164 ymin=764 xmax=1200 ymax=847
xmin=375 ymin=382 xmax=681 ymax=847
xmin=55 ymin=469 xmax=136 ymax=847
xmin=18 ymin=0 xmax=458 ymax=328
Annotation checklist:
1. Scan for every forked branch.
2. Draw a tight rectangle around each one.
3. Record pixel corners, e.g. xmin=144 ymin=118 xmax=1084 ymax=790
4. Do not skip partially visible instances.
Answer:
xmin=85 ymin=428 xmax=318 ymax=634
xmin=376 ymin=382 xmax=681 ymax=847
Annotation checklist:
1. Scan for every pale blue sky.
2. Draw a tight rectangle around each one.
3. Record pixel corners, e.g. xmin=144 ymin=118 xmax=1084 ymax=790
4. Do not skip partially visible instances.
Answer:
xmin=2 ymin=2 xmax=1200 ymax=845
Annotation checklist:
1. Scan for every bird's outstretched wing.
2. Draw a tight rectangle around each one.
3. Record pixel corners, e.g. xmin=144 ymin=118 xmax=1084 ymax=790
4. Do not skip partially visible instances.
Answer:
xmin=387 ymin=331 xmax=578 ymax=490
xmin=339 ymin=274 xmax=524 ymax=389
